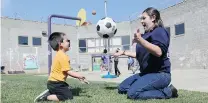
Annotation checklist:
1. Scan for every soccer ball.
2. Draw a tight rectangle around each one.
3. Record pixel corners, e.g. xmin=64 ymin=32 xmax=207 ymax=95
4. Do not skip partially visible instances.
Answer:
xmin=96 ymin=17 xmax=117 ymax=38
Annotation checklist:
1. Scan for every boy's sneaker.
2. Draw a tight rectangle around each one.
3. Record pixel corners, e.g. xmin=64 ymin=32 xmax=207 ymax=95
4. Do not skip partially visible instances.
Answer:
xmin=169 ymin=84 xmax=178 ymax=98
xmin=34 ymin=89 xmax=50 ymax=102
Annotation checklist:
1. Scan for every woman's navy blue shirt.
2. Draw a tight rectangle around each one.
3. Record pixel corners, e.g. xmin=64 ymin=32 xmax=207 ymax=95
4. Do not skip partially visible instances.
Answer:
xmin=136 ymin=27 xmax=171 ymax=74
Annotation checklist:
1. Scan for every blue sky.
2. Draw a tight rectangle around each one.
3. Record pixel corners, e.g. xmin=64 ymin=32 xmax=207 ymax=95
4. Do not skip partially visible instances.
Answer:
xmin=1 ymin=0 xmax=183 ymax=25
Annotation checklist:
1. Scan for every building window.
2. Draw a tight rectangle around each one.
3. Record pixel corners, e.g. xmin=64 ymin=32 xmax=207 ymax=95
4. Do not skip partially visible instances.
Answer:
xmin=32 ymin=37 xmax=41 ymax=46
xmin=96 ymin=38 xmax=104 ymax=52
xmin=79 ymin=39 xmax=87 ymax=53
xmin=79 ymin=48 xmax=87 ymax=53
xmin=79 ymin=37 xmax=132 ymax=53
xmin=87 ymin=39 xmax=96 ymax=53
xmin=86 ymin=38 xmax=106 ymax=53
xmin=87 ymin=47 xmax=96 ymax=53
xmin=18 ymin=36 xmax=28 ymax=45
xmin=123 ymin=45 xmax=130 ymax=50
xmin=122 ymin=36 xmax=130 ymax=50
xmin=87 ymin=39 xmax=96 ymax=47
xmin=175 ymin=23 xmax=185 ymax=35
xmin=79 ymin=38 xmax=106 ymax=53
xmin=109 ymin=37 xmax=122 ymax=52
xmin=165 ymin=27 xmax=171 ymax=35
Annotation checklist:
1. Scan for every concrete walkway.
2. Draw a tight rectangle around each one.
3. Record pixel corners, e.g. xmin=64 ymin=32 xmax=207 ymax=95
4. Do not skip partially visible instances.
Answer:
xmin=77 ymin=69 xmax=208 ymax=93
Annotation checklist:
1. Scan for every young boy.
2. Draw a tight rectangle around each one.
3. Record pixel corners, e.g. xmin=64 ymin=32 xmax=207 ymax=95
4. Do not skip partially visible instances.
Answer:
xmin=34 ymin=32 xmax=88 ymax=102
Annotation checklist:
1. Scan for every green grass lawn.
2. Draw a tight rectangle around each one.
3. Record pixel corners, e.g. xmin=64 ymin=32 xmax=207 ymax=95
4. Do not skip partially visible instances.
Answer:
xmin=1 ymin=74 xmax=208 ymax=103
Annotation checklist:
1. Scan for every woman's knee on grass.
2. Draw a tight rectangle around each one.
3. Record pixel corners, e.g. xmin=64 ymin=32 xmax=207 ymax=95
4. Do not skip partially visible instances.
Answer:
xmin=127 ymin=88 xmax=143 ymax=99
xmin=117 ymin=79 xmax=132 ymax=94
xmin=118 ymin=74 xmax=141 ymax=94
xmin=127 ymin=89 xmax=152 ymax=100
xmin=118 ymin=85 xmax=127 ymax=94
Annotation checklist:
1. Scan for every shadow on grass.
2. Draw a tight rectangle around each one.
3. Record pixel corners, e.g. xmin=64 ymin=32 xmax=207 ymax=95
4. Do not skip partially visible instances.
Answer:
xmin=71 ymin=87 xmax=92 ymax=98
xmin=104 ymin=86 xmax=118 ymax=90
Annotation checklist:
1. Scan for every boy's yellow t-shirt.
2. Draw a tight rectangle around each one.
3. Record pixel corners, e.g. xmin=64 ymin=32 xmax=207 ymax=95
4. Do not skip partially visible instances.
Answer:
xmin=48 ymin=50 xmax=70 ymax=82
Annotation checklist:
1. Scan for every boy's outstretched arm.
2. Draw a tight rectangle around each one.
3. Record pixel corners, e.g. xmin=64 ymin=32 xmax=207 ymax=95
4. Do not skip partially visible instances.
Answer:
xmin=60 ymin=57 xmax=88 ymax=83
xmin=66 ymin=71 xmax=85 ymax=79
xmin=66 ymin=70 xmax=89 ymax=84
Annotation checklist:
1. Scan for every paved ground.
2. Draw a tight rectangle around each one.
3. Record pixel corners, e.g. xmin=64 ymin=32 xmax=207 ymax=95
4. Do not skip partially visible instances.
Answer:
xmin=76 ymin=69 xmax=208 ymax=93
xmin=35 ymin=68 xmax=208 ymax=93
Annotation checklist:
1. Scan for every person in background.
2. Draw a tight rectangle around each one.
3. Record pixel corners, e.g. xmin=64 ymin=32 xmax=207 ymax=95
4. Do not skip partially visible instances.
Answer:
xmin=127 ymin=56 xmax=134 ymax=71
xmin=114 ymin=48 xmax=121 ymax=76
xmin=100 ymin=49 xmax=109 ymax=72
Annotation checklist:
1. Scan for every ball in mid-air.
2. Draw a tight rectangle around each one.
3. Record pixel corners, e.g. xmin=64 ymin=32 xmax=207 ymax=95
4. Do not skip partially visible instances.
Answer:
xmin=96 ymin=17 xmax=117 ymax=38
xmin=92 ymin=10 xmax=96 ymax=15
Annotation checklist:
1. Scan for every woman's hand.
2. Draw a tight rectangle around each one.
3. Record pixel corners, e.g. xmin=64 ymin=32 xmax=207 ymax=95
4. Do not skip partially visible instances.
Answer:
xmin=134 ymin=29 xmax=142 ymax=43
xmin=113 ymin=50 xmax=124 ymax=56
xmin=133 ymin=29 xmax=162 ymax=57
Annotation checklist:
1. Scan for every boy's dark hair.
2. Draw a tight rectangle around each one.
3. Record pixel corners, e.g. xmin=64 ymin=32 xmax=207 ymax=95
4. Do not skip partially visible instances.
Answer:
xmin=103 ymin=49 xmax=107 ymax=53
xmin=48 ymin=32 xmax=66 ymax=51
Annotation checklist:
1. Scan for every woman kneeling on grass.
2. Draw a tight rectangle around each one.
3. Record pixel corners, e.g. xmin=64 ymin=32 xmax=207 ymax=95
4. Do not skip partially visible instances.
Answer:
xmin=113 ymin=7 xmax=178 ymax=100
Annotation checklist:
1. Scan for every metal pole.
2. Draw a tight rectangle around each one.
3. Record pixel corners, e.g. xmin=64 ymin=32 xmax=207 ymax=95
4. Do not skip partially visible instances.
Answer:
xmin=104 ymin=0 xmax=111 ymax=73
xmin=48 ymin=16 xmax=52 ymax=75
xmin=48 ymin=14 xmax=81 ymax=75
xmin=104 ymin=0 xmax=107 ymax=17
xmin=76 ymin=26 xmax=80 ymax=71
